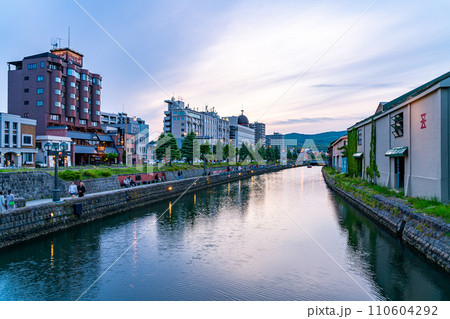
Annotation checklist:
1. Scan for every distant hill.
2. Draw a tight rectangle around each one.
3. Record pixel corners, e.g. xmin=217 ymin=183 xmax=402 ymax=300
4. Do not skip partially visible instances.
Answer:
xmin=283 ymin=131 xmax=346 ymax=151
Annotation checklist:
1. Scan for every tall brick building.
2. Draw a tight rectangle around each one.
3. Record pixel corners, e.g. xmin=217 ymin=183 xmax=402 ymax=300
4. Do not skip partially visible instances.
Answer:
xmin=7 ymin=47 xmax=119 ymax=166
xmin=7 ymin=47 xmax=102 ymax=135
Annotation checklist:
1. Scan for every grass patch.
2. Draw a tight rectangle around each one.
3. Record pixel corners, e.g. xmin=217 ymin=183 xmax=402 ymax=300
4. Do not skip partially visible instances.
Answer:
xmin=324 ymin=167 xmax=450 ymax=223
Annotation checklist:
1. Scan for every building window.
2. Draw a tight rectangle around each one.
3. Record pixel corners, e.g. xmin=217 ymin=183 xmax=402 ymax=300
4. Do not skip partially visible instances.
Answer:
xmin=55 ymin=76 xmax=61 ymax=83
xmin=24 ymin=100 xmax=29 ymax=105
xmin=24 ymin=113 xmax=29 ymax=118
xmin=40 ymin=61 xmax=45 ymax=68
xmin=50 ymin=114 xmax=60 ymax=121
xmin=96 ymin=90 xmax=100 ymax=95
xmin=357 ymin=129 xmax=362 ymax=145
xmin=70 ymin=93 xmax=76 ymax=99
xmin=92 ymin=122 xmax=98 ymax=127
xmin=391 ymin=112 xmax=404 ymax=138
xmin=37 ymin=75 xmax=44 ymax=82
xmin=13 ymin=123 xmax=17 ymax=130
xmin=24 ymin=88 xmax=29 ymax=93
xmin=84 ymin=97 xmax=88 ymax=102
xmin=13 ymin=135 xmax=17 ymax=145
xmin=70 ymin=105 xmax=76 ymax=110
xmin=22 ymin=134 xmax=33 ymax=146
xmin=79 ymin=119 xmax=87 ymax=125
xmin=95 ymin=100 xmax=100 ymax=105
xmin=62 ymin=104 xmax=65 ymax=109
xmin=70 ymin=82 xmax=76 ymax=87
xmin=55 ymin=89 xmax=61 ymax=95
xmin=24 ymin=76 xmax=29 ymax=81
xmin=27 ymin=63 xmax=37 ymax=70
xmin=84 ymin=86 xmax=89 ymax=91
xmin=67 ymin=69 xmax=80 ymax=79
xmin=37 ymin=88 xmax=43 ymax=94
xmin=23 ymin=153 xmax=33 ymax=164
xmin=4 ymin=134 xmax=9 ymax=146
xmin=84 ymin=108 xmax=88 ymax=113
xmin=36 ymin=100 xmax=43 ymax=107
xmin=55 ymin=101 xmax=61 ymax=107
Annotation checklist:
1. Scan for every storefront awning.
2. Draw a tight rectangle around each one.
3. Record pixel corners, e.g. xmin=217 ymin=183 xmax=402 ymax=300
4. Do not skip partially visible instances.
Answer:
xmin=74 ymin=145 xmax=98 ymax=155
xmin=385 ymin=146 xmax=408 ymax=157
xmin=353 ymin=152 xmax=363 ymax=158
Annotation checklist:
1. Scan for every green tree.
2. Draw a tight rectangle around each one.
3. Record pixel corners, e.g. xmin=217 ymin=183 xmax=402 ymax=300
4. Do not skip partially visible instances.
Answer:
xmin=156 ymin=133 xmax=180 ymax=165
xmin=200 ymin=142 xmax=212 ymax=162
xmin=223 ymin=143 xmax=230 ymax=160
xmin=239 ymin=143 xmax=252 ymax=161
xmin=105 ymin=152 xmax=118 ymax=164
xmin=181 ymin=131 xmax=196 ymax=164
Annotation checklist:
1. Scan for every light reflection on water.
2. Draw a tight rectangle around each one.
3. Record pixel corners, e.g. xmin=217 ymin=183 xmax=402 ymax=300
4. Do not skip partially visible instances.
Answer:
xmin=0 ymin=167 xmax=448 ymax=301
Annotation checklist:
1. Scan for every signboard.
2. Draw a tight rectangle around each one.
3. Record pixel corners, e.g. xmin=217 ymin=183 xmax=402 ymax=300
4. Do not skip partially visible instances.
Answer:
xmin=51 ymin=49 xmax=83 ymax=66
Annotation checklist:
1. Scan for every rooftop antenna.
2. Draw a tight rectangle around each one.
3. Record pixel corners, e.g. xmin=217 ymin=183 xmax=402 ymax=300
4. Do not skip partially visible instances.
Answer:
xmin=241 ymin=105 xmax=244 ymax=115
xmin=68 ymin=26 xmax=71 ymax=48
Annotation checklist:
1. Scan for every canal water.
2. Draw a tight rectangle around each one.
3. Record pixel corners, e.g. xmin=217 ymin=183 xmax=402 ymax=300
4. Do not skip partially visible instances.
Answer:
xmin=0 ymin=167 xmax=449 ymax=301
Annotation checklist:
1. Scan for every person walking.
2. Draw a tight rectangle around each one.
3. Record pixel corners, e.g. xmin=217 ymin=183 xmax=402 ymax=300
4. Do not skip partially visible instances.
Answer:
xmin=78 ymin=182 xmax=86 ymax=198
xmin=69 ymin=182 xmax=78 ymax=198
xmin=177 ymin=171 xmax=181 ymax=180
xmin=0 ymin=191 xmax=6 ymax=212
xmin=6 ymin=190 xmax=15 ymax=210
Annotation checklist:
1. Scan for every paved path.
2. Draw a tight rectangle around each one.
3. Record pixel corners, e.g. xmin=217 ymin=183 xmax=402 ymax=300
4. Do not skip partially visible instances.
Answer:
xmin=25 ymin=189 xmax=121 ymax=207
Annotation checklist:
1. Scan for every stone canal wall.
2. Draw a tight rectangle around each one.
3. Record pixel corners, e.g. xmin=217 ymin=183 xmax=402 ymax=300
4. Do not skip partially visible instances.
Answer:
xmin=322 ymin=169 xmax=450 ymax=273
xmin=0 ymin=164 xmax=290 ymax=249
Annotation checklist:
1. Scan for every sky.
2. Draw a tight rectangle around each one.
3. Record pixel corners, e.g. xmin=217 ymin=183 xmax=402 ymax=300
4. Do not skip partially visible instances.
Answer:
xmin=1 ymin=0 xmax=450 ymax=136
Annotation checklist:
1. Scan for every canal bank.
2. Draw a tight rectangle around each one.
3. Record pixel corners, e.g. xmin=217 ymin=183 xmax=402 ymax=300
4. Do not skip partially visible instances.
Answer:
xmin=322 ymin=168 xmax=450 ymax=273
xmin=0 ymin=164 xmax=292 ymax=249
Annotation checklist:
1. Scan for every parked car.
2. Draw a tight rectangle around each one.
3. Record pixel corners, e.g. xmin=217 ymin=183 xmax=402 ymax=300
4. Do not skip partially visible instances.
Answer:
xmin=35 ymin=161 xmax=46 ymax=168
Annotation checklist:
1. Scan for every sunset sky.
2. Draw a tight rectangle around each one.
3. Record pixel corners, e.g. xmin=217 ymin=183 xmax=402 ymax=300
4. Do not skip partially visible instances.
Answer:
xmin=1 ymin=0 xmax=450 ymax=136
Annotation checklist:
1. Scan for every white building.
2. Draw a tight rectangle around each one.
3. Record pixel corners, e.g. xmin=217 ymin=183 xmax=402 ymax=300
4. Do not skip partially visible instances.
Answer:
xmin=0 ymin=113 xmax=37 ymax=168
xmin=223 ymin=111 xmax=255 ymax=148
xmin=164 ymin=98 xmax=230 ymax=147
xmin=349 ymin=71 xmax=450 ymax=202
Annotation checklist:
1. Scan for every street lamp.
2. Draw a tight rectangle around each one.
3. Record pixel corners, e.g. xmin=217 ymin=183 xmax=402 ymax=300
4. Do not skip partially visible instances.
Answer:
xmin=44 ymin=142 xmax=70 ymax=202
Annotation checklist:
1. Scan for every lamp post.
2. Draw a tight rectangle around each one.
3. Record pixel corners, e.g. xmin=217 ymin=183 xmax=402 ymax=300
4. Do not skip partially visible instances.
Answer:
xmin=44 ymin=142 xmax=70 ymax=202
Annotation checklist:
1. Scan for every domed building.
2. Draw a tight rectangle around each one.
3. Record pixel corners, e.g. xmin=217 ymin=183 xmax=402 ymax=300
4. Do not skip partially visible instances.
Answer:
xmin=237 ymin=111 xmax=249 ymax=127
xmin=223 ymin=109 xmax=255 ymax=148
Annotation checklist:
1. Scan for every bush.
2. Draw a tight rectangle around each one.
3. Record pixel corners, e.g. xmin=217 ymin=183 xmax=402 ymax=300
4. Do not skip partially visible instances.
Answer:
xmin=58 ymin=170 xmax=81 ymax=181
xmin=82 ymin=170 xmax=96 ymax=179
xmin=98 ymin=169 xmax=112 ymax=177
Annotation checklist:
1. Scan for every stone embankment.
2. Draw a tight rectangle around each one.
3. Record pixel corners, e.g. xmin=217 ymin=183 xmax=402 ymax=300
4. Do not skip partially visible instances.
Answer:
xmin=0 ymin=164 xmax=292 ymax=249
xmin=322 ymin=169 xmax=450 ymax=273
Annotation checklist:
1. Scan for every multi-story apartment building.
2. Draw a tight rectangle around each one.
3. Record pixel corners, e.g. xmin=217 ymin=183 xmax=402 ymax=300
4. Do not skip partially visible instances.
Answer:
xmin=101 ymin=112 xmax=149 ymax=164
xmin=249 ymin=121 xmax=266 ymax=145
xmin=164 ymin=98 xmax=230 ymax=147
xmin=0 ymin=113 xmax=37 ymax=168
xmin=6 ymin=47 xmax=112 ymax=166
xmin=8 ymin=47 xmax=102 ymax=134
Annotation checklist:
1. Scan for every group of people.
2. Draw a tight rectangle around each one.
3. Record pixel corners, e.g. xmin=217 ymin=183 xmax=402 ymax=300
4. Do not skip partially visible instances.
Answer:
xmin=0 ymin=190 xmax=16 ymax=211
xmin=123 ymin=177 xmax=136 ymax=187
xmin=68 ymin=182 xmax=86 ymax=198
xmin=177 ymin=171 xmax=184 ymax=180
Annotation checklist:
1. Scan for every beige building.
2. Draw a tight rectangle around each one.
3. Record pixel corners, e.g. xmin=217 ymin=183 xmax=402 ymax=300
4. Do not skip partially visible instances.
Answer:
xmin=349 ymin=71 xmax=450 ymax=202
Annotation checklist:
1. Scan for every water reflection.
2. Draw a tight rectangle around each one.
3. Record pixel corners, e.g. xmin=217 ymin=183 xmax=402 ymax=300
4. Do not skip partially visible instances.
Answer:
xmin=0 ymin=167 xmax=448 ymax=301
xmin=332 ymin=195 xmax=450 ymax=301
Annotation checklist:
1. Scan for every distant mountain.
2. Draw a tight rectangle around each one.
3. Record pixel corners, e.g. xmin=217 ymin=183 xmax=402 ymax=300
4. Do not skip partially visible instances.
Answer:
xmin=283 ymin=131 xmax=346 ymax=151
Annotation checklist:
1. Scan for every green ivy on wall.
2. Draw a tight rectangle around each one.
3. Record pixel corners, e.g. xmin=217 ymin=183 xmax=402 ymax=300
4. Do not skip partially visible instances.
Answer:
xmin=366 ymin=117 xmax=380 ymax=183
xmin=347 ymin=128 xmax=361 ymax=177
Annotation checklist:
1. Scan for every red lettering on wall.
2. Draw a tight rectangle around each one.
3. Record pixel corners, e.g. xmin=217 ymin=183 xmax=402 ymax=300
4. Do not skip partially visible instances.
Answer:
xmin=420 ymin=113 xmax=427 ymax=129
